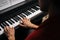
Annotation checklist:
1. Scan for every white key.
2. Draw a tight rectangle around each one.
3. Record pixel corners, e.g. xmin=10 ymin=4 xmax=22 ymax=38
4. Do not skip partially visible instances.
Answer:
xmin=17 ymin=15 xmax=23 ymax=20
xmin=10 ymin=18 xmax=21 ymax=27
xmin=31 ymin=8 xmax=36 ymax=11
xmin=11 ymin=18 xmax=16 ymax=23
xmin=5 ymin=21 xmax=13 ymax=28
xmin=22 ymin=13 xmax=29 ymax=19
xmin=36 ymin=6 xmax=40 ymax=8
xmin=11 ymin=18 xmax=19 ymax=27
xmin=0 ymin=26 xmax=4 ymax=35
xmin=1 ymin=23 xmax=5 ymax=27
xmin=13 ymin=21 xmax=20 ymax=27
xmin=5 ymin=21 xmax=11 ymax=26
xmin=27 ymin=9 xmax=42 ymax=19
xmin=28 ymin=10 xmax=33 ymax=14
xmin=8 ymin=20 xmax=13 ymax=24
xmin=22 ymin=13 xmax=27 ymax=17
xmin=17 ymin=15 xmax=23 ymax=23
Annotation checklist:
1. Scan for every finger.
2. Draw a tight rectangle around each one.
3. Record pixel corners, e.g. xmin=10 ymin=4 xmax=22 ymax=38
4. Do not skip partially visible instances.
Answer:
xmin=4 ymin=26 xmax=8 ymax=34
xmin=19 ymin=24 xmax=26 ymax=27
xmin=12 ymin=27 xmax=15 ymax=31
xmin=21 ymin=17 xmax=23 ymax=20
xmin=23 ymin=17 xmax=28 ymax=21
xmin=4 ymin=27 xmax=7 ymax=32
xmin=28 ymin=19 xmax=30 ymax=21
xmin=11 ymin=27 xmax=14 ymax=30
xmin=9 ymin=26 xmax=14 ymax=31
xmin=24 ymin=17 xmax=28 ymax=20
xmin=9 ymin=25 xmax=13 ymax=28
xmin=12 ymin=27 xmax=14 ymax=29
xmin=5 ymin=26 xmax=8 ymax=31
xmin=23 ymin=17 xmax=30 ymax=20
xmin=20 ymin=18 xmax=24 ymax=23
xmin=6 ymin=26 xmax=9 ymax=30
xmin=6 ymin=26 xmax=10 ymax=32
xmin=23 ymin=17 xmax=26 ymax=19
xmin=19 ymin=18 xmax=23 ymax=23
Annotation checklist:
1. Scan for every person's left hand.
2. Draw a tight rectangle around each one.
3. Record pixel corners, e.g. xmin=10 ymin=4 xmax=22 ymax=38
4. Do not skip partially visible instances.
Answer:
xmin=4 ymin=26 xmax=15 ymax=38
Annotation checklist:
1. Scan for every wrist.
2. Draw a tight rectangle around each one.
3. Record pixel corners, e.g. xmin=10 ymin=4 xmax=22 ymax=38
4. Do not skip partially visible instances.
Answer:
xmin=8 ymin=36 xmax=15 ymax=40
xmin=29 ymin=23 xmax=39 ymax=29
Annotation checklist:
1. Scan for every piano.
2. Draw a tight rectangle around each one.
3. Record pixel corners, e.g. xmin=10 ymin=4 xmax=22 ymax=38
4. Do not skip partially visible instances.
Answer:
xmin=0 ymin=0 xmax=47 ymax=36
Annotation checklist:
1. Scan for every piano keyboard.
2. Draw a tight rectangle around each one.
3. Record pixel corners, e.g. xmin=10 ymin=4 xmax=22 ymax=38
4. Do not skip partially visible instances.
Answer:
xmin=0 ymin=5 xmax=42 ymax=35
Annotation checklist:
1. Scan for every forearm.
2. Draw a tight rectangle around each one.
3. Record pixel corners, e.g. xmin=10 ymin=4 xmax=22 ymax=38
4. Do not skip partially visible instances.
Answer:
xmin=28 ymin=23 xmax=39 ymax=29
xmin=30 ymin=19 xmax=49 ymax=29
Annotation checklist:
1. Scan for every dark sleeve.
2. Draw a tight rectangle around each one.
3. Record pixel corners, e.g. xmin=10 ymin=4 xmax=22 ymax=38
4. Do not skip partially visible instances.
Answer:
xmin=38 ymin=19 xmax=50 ymax=29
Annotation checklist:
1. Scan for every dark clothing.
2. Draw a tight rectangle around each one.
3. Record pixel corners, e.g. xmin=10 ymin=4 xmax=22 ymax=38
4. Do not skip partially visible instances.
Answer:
xmin=25 ymin=2 xmax=60 ymax=40
xmin=25 ymin=17 xmax=60 ymax=40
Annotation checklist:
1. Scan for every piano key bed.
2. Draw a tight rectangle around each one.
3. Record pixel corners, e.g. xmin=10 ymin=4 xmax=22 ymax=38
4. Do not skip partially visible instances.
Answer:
xmin=0 ymin=4 xmax=42 ymax=35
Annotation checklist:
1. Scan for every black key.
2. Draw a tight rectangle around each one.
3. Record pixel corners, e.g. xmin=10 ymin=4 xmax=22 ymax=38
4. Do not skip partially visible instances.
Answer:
xmin=24 ymin=11 xmax=31 ymax=16
xmin=2 ymin=22 xmax=7 ymax=26
xmin=8 ymin=20 xmax=13 ymax=25
xmin=0 ymin=25 xmax=3 ymax=28
xmin=16 ymin=16 xmax=20 ymax=20
xmin=32 ymin=6 xmax=39 ymax=10
xmin=10 ymin=19 xmax=15 ymax=23
xmin=19 ymin=14 xmax=24 ymax=18
xmin=17 ymin=15 xmax=23 ymax=20
xmin=4 ymin=22 xmax=9 ymax=26
xmin=14 ymin=16 xmax=19 ymax=21
xmin=29 ymin=8 xmax=35 ymax=13
xmin=35 ymin=5 xmax=40 ymax=8
xmin=17 ymin=15 xmax=21 ymax=20
xmin=13 ymin=17 xmax=18 ymax=22
xmin=0 ymin=23 xmax=5 ymax=28
xmin=27 ymin=11 xmax=32 ymax=15
xmin=21 ymin=13 xmax=26 ymax=17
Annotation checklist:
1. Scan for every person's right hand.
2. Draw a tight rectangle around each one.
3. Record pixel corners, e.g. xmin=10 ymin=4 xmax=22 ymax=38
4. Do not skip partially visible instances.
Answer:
xmin=19 ymin=17 xmax=33 ymax=28
xmin=19 ymin=18 xmax=39 ymax=28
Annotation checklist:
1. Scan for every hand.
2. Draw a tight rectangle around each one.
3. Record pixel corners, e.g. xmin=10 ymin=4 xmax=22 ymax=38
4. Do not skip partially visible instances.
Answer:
xmin=20 ymin=18 xmax=33 ymax=27
xmin=4 ymin=26 xmax=15 ymax=40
